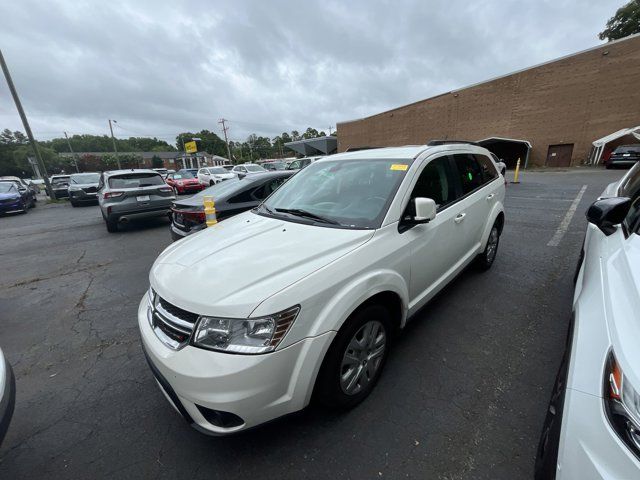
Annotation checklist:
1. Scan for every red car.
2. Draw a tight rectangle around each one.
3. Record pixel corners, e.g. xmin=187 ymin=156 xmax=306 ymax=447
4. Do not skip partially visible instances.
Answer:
xmin=165 ymin=171 xmax=205 ymax=195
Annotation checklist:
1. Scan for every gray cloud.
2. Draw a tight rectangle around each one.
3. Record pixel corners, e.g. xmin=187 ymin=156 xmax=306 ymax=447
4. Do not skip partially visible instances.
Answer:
xmin=0 ymin=0 xmax=621 ymax=146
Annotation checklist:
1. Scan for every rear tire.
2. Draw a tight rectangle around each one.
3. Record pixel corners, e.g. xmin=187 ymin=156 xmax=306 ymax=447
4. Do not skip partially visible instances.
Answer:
xmin=314 ymin=304 xmax=391 ymax=410
xmin=476 ymin=223 xmax=500 ymax=271
xmin=209 ymin=180 xmax=215 ymax=186
xmin=105 ymin=218 xmax=118 ymax=233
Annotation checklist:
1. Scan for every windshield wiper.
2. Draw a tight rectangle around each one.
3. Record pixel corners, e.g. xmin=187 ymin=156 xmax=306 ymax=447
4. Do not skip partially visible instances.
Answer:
xmin=274 ymin=208 xmax=340 ymax=225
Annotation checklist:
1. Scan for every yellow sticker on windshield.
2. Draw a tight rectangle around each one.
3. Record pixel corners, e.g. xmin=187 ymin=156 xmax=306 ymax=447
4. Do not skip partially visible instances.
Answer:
xmin=390 ymin=164 xmax=408 ymax=171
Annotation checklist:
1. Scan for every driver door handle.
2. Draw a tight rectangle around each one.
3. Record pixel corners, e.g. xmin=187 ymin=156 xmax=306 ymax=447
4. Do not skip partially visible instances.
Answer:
xmin=486 ymin=193 xmax=495 ymax=201
xmin=454 ymin=213 xmax=466 ymax=224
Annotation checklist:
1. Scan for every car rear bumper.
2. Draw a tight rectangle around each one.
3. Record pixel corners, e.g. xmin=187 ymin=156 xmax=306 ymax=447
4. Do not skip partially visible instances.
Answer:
xmin=557 ymin=387 xmax=640 ymax=478
xmin=138 ymin=297 xmax=335 ymax=435
xmin=52 ymin=189 xmax=69 ymax=198
xmin=0 ymin=356 xmax=16 ymax=446
xmin=113 ymin=207 xmax=171 ymax=223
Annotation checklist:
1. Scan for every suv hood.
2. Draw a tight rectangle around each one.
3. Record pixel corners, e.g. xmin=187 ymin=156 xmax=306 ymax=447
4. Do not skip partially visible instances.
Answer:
xmin=151 ymin=211 xmax=374 ymax=317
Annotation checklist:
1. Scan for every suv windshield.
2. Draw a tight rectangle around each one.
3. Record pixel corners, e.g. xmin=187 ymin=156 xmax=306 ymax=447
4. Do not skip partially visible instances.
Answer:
xmin=71 ymin=173 xmax=100 ymax=184
xmin=51 ymin=177 xmax=70 ymax=185
xmin=260 ymin=158 xmax=411 ymax=229
xmin=108 ymin=173 xmax=164 ymax=189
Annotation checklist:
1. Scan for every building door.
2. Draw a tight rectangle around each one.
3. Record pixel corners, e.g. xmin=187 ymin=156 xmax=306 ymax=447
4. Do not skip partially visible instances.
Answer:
xmin=546 ymin=144 xmax=574 ymax=167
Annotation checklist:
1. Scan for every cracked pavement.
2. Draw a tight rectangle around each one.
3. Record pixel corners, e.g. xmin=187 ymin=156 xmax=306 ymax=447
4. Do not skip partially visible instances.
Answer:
xmin=0 ymin=169 xmax=626 ymax=479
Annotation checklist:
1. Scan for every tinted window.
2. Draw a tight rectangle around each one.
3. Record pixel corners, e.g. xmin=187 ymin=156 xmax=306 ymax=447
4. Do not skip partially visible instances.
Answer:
xmin=70 ymin=173 xmax=100 ymax=184
xmin=475 ymin=154 xmax=499 ymax=183
xmin=454 ymin=154 xmax=484 ymax=195
xmin=254 ymin=177 xmax=288 ymax=200
xmin=51 ymin=177 xmax=70 ymax=185
xmin=405 ymin=156 xmax=455 ymax=217
xmin=229 ymin=187 xmax=256 ymax=204
xmin=108 ymin=173 xmax=164 ymax=188
xmin=620 ymin=165 xmax=640 ymax=233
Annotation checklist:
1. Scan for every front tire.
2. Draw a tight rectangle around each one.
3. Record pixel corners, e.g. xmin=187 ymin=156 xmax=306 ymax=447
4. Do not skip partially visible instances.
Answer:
xmin=314 ymin=304 xmax=391 ymax=409
xmin=209 ymin=180 xmax=215 ymax=186
xmin=476 ymin=222 xmax=500 ymax=271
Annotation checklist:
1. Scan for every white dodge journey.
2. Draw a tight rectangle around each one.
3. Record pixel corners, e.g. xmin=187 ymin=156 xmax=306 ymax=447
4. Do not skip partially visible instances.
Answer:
xmin=139 ymin=143 xmax=506 ymax=434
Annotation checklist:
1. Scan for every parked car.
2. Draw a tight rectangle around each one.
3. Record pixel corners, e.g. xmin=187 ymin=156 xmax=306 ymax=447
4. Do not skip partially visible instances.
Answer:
xmin=170 ymin=170 xmax=294 ymax=241
xmin=535 ymin=161 xmax=640 ymax=479
xmin=178 ymin=168 xmax=199 ymax=178
xmin=139 ymin=144 xmax=505 ymax=435
xmin=231 ymin=163 xmax=266 ymax=176
xmin=166 ymin=171 xmax=205 ymax=195
xmin=197 ymin=166 xmax=236 ymax=186
xmin=0 ymin=181 xmax=33 ymax=214
xmin=0 ymin=348 xmax=15 ymax=447
xmin=221 ymin=164 xmax=234 ymax=171
xmin=97 ymin=169 xmax=175 ymax=232
xmin=0 ymin=176 xmax=39 ymax=198
xmin=605 ymin=144 xmax=640 ymax=169
xmin=68 ymin=172 xmax=100 ymax=207
xmin=153 ymin=168 xmax=169 ymax=178
xmin=489 ymin=153 xmax=507 ymax=176
xmin=262 ymin=161 xmax=286 ymax=171
xmin=50 ymin=175 xmax=71 ymax=199
xmin=286 ymin=156 xmax=321 ymax=171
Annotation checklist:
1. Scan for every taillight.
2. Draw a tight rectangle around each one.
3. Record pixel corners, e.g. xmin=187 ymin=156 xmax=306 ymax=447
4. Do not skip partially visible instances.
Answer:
xmin=159 ymin=186 xmax=173 ymax=193
xmin=104 ymin=191 xmax=124 ymax=199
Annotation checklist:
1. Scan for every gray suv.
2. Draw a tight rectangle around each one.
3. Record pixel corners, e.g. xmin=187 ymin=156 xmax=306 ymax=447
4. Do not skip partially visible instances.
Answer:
xmin=98 ymin=169 xmax=175 ymax=232
xmin=68 ymin=172 xmax=101 ymax=206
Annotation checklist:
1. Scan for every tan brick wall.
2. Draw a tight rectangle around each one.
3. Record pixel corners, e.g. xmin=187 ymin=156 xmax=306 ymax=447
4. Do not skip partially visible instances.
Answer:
xmin=337 ymin=35 xmax=640 ymax=167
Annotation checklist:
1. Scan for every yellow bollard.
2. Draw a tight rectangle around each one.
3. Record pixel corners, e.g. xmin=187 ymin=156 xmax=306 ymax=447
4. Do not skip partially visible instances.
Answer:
xmin=512 ymin=158 xmax=521 ymax=184
xmin=203 ymin=195 xmax=217 ymax=226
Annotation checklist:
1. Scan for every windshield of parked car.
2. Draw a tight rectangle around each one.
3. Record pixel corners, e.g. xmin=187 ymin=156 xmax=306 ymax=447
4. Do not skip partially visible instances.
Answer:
xmin=70 ymin=173 xmax=100 ymax=184
xmin=209 ymin=167 xmax=228 ymax=174
xmin=265 ymin=162 xmax=285 ymax=170
xmin=108 ymin=173 xmax=164 ymax=188
xmin=260 ymin=158 xmax=411 ymax=229
xmin=0 ymin=182 xmax=17 ymax=193
xmin=173 ymin=172 xmax=195 ymax=179
xmin=190 ymin=177 xmax=243 ymax=199
xmin=246 ymin=164 xmax=266 ymax=172
xmin=614 ymin=145 xmax=640 ymax=154
xmin=51 ymin=177 xmax=70 ymax=185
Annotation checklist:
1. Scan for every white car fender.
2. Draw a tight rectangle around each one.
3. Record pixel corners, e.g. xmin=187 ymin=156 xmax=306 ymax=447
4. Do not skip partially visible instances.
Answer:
xmin=478 ymin=200 xmax=505 ymax=251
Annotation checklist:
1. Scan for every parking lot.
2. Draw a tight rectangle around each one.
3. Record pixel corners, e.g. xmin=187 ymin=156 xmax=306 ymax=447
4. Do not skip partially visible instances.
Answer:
xmin=0 ymin=168 xmax=625 ymax=479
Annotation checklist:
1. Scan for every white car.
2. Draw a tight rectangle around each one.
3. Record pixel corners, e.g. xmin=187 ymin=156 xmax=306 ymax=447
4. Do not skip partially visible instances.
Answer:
xmin=0 ymin=347 xmax=15 ymax=446
xmin=286 ymin=156 xmax=322 ymax=171
xmin=535 ymin=162 xmax=640 ymax=478
xmin=139 ymin=144 xmax=505 ymax=435
xmin=231 ymin=163 xmax=267 ymax=176
xmin=197 ymin=167 xmax=236 ymax=186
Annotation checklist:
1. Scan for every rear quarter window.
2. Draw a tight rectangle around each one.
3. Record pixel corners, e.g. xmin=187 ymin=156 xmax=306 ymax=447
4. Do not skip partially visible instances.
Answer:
xmin=108 ymin=173 xmax=164 ymax=189
xmin=475 ymin=154 xmax=499 ymax=183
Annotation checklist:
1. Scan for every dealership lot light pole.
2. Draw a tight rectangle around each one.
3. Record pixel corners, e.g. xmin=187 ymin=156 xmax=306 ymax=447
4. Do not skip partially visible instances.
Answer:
xmin=0 ymin=48 xmax=54 ymax=198
xmin=108 ymin=119 xmax=121 ymax=169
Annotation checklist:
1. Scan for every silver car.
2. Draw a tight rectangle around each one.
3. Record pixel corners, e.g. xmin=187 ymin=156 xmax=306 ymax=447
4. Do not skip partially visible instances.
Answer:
xmin=68 ymin=172 xmax=101 ymax=207
xmin=98 ymin=169 xmax=175 ymax=232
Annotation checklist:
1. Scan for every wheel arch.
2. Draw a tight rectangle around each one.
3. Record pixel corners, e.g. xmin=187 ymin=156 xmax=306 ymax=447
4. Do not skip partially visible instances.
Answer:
xmin=480 ymin=203 xmax=505 ymax=250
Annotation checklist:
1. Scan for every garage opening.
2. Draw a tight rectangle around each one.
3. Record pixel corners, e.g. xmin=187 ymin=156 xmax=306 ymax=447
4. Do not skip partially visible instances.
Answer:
xmin=588 ymin=126 xmax=640 ymax=165
xmin=476 ymin=137 xmax=532 ymax=169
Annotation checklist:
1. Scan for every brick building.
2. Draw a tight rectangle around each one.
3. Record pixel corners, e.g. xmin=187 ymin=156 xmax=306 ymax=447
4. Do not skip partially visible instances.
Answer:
xmin=337 ymin=34 xmax=640 ymax=168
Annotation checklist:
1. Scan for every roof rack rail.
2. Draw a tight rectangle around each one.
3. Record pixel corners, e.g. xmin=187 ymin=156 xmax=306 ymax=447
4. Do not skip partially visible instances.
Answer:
xmin=344 ymin=146 xmax=385 ymax=152
xmin=427 ymin=140 xmax=480 ymax=146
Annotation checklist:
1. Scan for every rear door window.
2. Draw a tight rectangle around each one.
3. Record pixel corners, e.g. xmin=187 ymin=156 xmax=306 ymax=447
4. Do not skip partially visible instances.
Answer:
xmin=108 ymin=173 xmax=164 ymax=189
xmin=475 ymin=154 xmax=499 ymax=183
xmin=453 ymin=154 xmax=484 ymax=195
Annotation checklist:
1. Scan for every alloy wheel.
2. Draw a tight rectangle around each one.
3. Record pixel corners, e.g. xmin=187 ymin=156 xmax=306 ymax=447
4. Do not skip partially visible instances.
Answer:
xmin=340 ymin=320 xmax=386 ymax=395
xmin=486 ymin=227 xmax=499 ymax=264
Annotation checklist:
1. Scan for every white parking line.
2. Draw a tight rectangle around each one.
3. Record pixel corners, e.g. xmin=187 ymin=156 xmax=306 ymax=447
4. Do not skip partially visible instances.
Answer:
xmin=547 ymin=185 xmax=588 ymax=247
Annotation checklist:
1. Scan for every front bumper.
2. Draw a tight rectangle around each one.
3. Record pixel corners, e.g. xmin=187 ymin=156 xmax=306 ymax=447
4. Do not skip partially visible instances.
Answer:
xmin=175 ymin=184 xmax=205 ymax=194
xmin=52 ymin=188 xmax=69 ymax=198
xmin=69 ymin=190 xmax=98 ymax=202
xmin=0 ymin=200 xmax=24 ymax=213
xmin=138 ymin=297 xmax=335 ymax=434
xmin=557 ymin=387 xmax=640 ymax=478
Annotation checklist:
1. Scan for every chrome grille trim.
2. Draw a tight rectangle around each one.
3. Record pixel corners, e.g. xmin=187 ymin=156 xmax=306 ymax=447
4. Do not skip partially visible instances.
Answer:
xmin=149 ymin=292 xmax=198 ymax=350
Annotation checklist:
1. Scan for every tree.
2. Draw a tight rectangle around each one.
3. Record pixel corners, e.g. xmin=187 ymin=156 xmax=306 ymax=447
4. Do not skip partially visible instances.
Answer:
xmin=176 ymin=130 xmax=228 ymax=158
xmin=599 ymin=0 xmax=640 ymax=41
xmin=151 ymin=155 xmax=164 ymax=168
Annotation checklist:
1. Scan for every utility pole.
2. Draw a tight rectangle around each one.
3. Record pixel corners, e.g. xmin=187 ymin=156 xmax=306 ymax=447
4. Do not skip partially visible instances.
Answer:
xmin=0 ymin=48 xmax=54 ymax=198
xmin=64 ymin=131 xmax=80 ymax=172
xmin=218 ymin=118 xmax=232 ymax=163
xmin=108 ymin=119 xmax=121 ymax=169
xmin=329 ymin=126 xmax=334 ymax=136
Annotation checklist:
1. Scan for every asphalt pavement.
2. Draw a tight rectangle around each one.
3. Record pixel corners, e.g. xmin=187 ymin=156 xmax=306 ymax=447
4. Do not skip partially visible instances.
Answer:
xmin=0 ymin=168 xmax=626 ymax=479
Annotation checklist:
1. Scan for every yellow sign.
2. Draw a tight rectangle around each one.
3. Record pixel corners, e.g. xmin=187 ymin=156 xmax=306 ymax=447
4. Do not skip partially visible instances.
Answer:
xmin=390 ymin=164 xmax=408 ymax=171
xmin=185 ymin=140 xmax=197 ymax=153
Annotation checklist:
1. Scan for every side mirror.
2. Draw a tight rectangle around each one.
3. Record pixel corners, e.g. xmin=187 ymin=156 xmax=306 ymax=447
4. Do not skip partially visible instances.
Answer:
xmin=586 ymin=197 xmax=631 ymax=236
xmin=403 ymin=197 xmax=438 ymax=226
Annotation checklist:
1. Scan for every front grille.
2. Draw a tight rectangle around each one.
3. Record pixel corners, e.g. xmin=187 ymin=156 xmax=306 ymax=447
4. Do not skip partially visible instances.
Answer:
xmin=82 ymin=186 xmax=98 ymax=193
xmin=149 ymin=293 xmax=199 ymax=350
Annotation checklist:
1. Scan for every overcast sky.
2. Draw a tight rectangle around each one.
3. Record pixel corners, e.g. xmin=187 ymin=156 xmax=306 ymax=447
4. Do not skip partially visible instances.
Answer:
xmin=0 ymin=0 xmax=623 ymax=146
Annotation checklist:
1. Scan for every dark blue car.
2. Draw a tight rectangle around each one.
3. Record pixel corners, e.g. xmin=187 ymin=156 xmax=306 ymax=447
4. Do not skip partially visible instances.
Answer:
xmin=0 ymin=181 xmax=30 ymax=214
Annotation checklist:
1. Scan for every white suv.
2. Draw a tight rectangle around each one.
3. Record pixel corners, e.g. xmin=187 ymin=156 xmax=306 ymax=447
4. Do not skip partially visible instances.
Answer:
xmin=535 ymin=162 xmax=640 ymax=479
xmin=197 ymin=166 xmax=236 ymax=186
xmin=139 ymin=144 xmax=505 ymax=434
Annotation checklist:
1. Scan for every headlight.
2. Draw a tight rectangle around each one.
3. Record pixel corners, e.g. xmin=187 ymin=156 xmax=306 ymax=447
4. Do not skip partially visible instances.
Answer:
xmin=193 ymin=306 xmax=300 ymax=354
xmin=604 ymin=351 xmax=640 ymax=459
